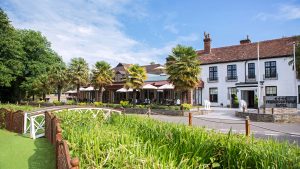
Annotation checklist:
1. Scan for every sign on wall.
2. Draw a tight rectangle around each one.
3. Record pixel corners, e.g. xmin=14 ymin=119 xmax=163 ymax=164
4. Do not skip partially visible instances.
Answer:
xmin=265 ymin=96 xmax=297 ymax=108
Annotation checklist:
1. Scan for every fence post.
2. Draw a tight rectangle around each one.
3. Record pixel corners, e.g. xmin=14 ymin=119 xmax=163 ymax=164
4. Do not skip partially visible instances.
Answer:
xmin=188 ymin=112 xmax=192 ymax=126
xmin=245 ymin=116 xmax=250 ymax=137
xmin=70 ymin=158 xmax=80 ymax=169
xmin=56 ymin=123 xmax=62 ymax=169
xmin=23 ymin=113 xmax=27 ymax=134
xmin=147 ymin=107 xmax=151 ymax=117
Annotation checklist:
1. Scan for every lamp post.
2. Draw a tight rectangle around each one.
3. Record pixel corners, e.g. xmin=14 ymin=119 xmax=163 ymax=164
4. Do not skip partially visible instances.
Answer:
xmin=257 ymin=42 xmax=261 ymax=111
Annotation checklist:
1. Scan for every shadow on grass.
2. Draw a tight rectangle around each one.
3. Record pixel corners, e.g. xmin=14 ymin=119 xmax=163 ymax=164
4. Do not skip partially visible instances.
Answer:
xmin=28 ymin=137 xmax=55 ymax=169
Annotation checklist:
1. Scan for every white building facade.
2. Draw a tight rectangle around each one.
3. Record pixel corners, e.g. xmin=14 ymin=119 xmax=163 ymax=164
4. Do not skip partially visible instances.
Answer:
xmin=197 ymin=34 xmax=299 ymax=108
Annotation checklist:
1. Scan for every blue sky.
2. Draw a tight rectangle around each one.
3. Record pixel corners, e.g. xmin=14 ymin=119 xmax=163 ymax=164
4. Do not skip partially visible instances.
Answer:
xmin=1 ymin=0 xmax=300 ymax=67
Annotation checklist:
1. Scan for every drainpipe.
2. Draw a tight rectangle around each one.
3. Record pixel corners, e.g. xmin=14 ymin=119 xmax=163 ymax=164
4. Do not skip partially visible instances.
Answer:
xmin=245 ymin=60 xmax=248 ymax=83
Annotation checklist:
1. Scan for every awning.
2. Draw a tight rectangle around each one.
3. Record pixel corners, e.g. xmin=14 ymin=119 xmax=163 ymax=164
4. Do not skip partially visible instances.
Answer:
xmin=65 ymin=90 xmax=77 ymax=94
xmin=158 ymin=84 xmax=174 ymax=90
xmin=80 ymin=86 xmax=95 ymax=91
xmin=142 ymin=84 xmax=157 ymax=89
xmin=116 ymin=88 xmax=133 ymax=92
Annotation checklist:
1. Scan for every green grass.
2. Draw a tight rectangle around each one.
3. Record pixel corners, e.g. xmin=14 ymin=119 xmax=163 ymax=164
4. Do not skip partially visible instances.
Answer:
xmin=0 ymin=103 xmax=38 ymax=112
xmin=56 ymin=110 xmax=300 ymax=168
xmin=0 ymin=129 xmax=55 ymax=169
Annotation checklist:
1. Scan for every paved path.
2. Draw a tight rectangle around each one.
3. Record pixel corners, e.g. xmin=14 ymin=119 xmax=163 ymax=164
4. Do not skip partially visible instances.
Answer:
xmin=150 ymin=107 xmax=300 ymax=145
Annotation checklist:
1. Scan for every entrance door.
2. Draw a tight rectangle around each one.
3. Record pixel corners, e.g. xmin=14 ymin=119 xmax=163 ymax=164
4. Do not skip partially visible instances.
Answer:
xmin=248 ymin=91 xmax=254 ymax=108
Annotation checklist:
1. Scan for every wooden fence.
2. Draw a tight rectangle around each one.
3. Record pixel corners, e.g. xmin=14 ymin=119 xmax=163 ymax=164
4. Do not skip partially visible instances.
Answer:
xmin=45 ymin=111 xmax=79 ymax=169
xmin=0 ymin=108 xmax=24 ymax=133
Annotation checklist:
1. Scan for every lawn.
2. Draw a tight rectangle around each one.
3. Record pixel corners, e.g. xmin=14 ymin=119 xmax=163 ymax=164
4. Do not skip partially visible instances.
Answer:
xmin=0 ymin=129 xmax=55 ymax=169
xmin=56 ymin=110 xmax=300 ymax=168
xmin=0 ymin=103 xmax=38 ymax=112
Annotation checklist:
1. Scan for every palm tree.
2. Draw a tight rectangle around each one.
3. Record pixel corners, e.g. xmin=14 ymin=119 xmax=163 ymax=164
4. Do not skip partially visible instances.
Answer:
xmin=91 ymin=61 xmax=114 ymax=102
xmin=166 ymin=44 xmax=201 ymax=103
xmin=49 ymin=63 xmax=69 ymax=101
xmin=68 ymin=57 xmax=89 ymax=102
xmin=125 ymin=64 xmax=147 ymax=107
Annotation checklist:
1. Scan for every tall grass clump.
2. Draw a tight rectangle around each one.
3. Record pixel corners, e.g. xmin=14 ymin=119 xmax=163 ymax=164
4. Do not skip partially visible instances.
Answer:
xmin=0 ymin=104 xmax=37 ymax=112
xmin=56 ymin=111 xmax=300 ymax=168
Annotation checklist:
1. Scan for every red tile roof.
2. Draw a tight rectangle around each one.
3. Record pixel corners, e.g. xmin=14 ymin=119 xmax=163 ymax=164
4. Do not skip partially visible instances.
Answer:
xmin=197 ymin=36 xmax=299 ymax=65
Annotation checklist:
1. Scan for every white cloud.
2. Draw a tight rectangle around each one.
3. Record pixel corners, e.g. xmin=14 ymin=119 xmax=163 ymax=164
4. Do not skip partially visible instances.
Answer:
xmin=256 ymin=4 xmax=300 ymax=21
xmin=3 ymin=0 xmax=198 ymax=67
xmin=164 ymin=24 xmax=179 ymax=34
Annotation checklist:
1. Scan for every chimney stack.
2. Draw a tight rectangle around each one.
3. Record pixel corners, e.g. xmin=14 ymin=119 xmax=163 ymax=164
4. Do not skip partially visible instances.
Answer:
xmin=240 ymin=35 xmax=251 ymax=45
xmin=203 ymin=32 xmax=211 ymax=54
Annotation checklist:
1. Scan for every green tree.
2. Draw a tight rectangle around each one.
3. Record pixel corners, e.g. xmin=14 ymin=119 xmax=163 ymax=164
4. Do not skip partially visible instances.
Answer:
xmin=125 ymin=64 xmax=147 ymax=107
xmin=68 ymin=57 xmax=89 ymax=102
xmin=91 ymin=61 xmax=114 ymax=102
xmin=0 ymin=8 xmax=24 ymax=87
xmin=18 ymin=30 xmax=62 ymax=100
xmin=166 ymin=45 xmax=201 ymax=103
xmin=49 ymin=62 xmax=69 ymax=101
xmin=32 ymin=73 xmax=52 ymax=101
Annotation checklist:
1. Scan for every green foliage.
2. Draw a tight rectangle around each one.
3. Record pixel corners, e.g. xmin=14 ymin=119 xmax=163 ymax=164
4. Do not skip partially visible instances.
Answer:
xmin=136 ymin=104 xmax=146 ymax=109
xmin=232 ymin=94 xmax=239 ymax=108
xmin=181 ymin=103 xmax=192 ymax=110
xmin=0 ymin=9 xmax=63 ymax=102
xmin=91 ymin=61 xmax=114 ymax=102
xmin=0 ymin=9 xmax=24 ymax=87
xmin=0 ymin=104 xmax=37 ymax=112
xmin=52 ymin=100 xmax=63 ymax=106
xmin=166 ymin=45 xmax=201 ymax=94
xmin=254 ymin=95 xmax=258 ymax=108
xmin=68 ymin=57 xmax=89 ymax=101
xmin=120 ymin=100 xmax=130 ymax=108
xmin=78 ymin=102 xmax=87 ymax=106
xmin=125 ymin=64 xmax=147 ymax=106
xmin=49 ymin=63 xmax=69 ymax=101
xmin=93 ymin=102 xmax=103 ymax=107
xmin=66 ymin=100 xmax=75 ymax=105
xmin=57 ymin=112 xmax=300 ymax=168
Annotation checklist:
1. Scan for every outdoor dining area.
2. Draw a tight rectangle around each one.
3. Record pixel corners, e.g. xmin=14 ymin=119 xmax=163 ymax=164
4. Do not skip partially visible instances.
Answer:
xmin=114 ymin=83 xmax=179 ymax=105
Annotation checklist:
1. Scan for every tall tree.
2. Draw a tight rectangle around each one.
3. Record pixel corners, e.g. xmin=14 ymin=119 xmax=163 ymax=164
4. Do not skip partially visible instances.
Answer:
xmin=166 ymin=45 xmax=201 ymax=103
xmin=91 ymin=61 xmax=114 ymax=102
xmin=68 ymin=57 xmax=89 ymax=102
xmin=0 ymin=8 xmax=24 ymax=87
xmin=49 ymin=62 xmax=69 ymax=101
xmin=18 ymin=30 xmax=63 ymax=100
xmin=125 ymin=64 xmax=147 ymax=107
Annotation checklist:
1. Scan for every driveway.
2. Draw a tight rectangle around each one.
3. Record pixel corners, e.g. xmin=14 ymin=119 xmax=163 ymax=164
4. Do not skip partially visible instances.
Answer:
xmin=150 ymin=107 xmax=300 ymax=145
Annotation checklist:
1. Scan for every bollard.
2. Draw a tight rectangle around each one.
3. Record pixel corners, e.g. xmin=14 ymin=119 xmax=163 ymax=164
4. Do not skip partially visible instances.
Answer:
xmin=271 ymin=108 xmax=274 ymax=114
xmin=245 ymin=116 xmax=250 ymax=137
xmin=242 ymin=106 xmax=245 ymax=113
xmin=188 ymin=112 xmax=192 ymax=126
xmin=147 ymin=107 xmax=151 ymax=117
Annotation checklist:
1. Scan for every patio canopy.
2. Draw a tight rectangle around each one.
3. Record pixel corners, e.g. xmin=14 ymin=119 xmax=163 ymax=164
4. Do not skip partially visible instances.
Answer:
xmin=158 ymin=84 xmax=174 ymax=90
xmin=65 ymin=90 xmax=77 ymax=94
xmin=116 ymin=88 xmax=133 ymax=92
xmin=142 ymin=84 xmax=157 ymax=89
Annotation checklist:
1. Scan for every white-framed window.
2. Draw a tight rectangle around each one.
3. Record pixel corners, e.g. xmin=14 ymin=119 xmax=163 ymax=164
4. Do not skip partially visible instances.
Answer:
xmin=209 ymin=88 xmax=218 ymax=102
xmin=265 ymin=86 xmax=277 ymax=96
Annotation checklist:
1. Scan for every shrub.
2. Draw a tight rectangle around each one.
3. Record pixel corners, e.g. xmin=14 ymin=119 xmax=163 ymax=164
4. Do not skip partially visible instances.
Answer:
xmin=254 ymin=95 xmax=258 ymax=108
xmin=78 ymin=102 xmax=87 ymax=106
xmin=66 ymin=100 xmax=76 ymax=105
xmin=94 ymin=102 xmax=103 ymax=107
xmin=232 ymin=94 xmax=239 ymax=108
xmin=120 ymin=101 xmax=130 ymax=108
xmin=53 ymin=100 xmax=63 ymax=106
xmin=136 ymin=105 xmax=146 ymax=109
xmin=37 ymin=100 xmax=45 ymax=104
xmin=181 ymin=103 xmax=192 ymax=110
